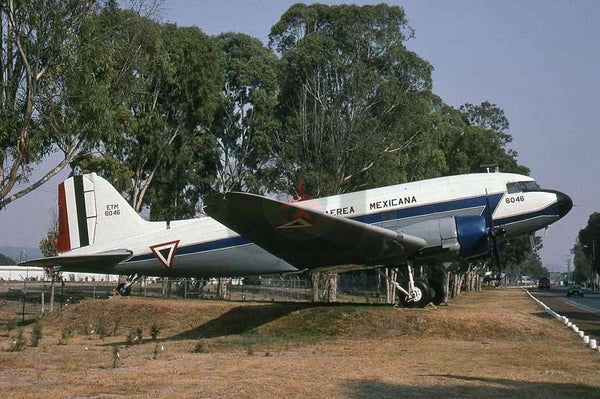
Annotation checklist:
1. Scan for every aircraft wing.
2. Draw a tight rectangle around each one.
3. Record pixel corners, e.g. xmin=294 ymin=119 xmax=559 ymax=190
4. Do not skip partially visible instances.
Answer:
xmin=204 ymin=193 xmax=426 ymax=269
xmin=19 ymin=249 xmax=133 ymax=274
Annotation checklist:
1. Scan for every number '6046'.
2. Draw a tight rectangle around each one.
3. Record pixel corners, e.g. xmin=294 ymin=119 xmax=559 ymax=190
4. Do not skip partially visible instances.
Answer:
xmin=506 ymin=196 xmax=525 ymax=204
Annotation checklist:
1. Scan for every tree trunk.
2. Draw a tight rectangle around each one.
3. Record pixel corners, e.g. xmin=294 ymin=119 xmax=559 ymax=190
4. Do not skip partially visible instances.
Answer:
xmin=310 ymin=272 xmax=320 ymax=302
xmin=442 ymin=270 xmax=450 ymax=305
xmin=49 ymin=276 xmax=55 ymax=315
xmin=465 ymin=265 xmax=472 ymax=292
xmin=325 ymin=273 xmax=337 ymax=302
xmin=384 ymin=268 xmax=399 ymax=304
xmin=217 ymin=278 xmax=228 ymax=300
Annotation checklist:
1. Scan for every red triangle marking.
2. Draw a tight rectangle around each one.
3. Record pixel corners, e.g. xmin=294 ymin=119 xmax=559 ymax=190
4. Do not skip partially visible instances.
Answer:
xmin=150 ymin=240 xmax=180 ymax=269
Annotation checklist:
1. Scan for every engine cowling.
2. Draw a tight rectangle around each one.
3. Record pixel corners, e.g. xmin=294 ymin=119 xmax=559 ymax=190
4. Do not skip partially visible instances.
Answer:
xmin=398 ymin=215 xmax=491 ymax=261
xmin=455 ymin=215 xmax=491 ymax=259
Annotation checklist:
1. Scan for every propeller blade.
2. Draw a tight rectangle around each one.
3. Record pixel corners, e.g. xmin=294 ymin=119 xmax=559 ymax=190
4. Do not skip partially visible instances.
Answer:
xmin=485 ymin=189 xmax=501 ymax=271
xmin=529 ymin=233 xmax=537 ymax=253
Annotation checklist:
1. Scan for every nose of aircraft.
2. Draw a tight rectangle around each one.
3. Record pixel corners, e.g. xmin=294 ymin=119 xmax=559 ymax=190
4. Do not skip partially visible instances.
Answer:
xmin=556 ymin=191 xmax=573 ymax=218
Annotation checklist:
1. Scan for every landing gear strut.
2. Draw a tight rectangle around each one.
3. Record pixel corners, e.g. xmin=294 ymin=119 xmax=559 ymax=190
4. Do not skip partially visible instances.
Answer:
xmin=378 ymin=263 xmax=433 ymax=308
xmin=116 ymin=274 xmax=142 ymax=296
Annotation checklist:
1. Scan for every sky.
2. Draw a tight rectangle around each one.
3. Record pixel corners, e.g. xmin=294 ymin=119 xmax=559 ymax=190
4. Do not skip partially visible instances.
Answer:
xmin=1 ymin=0 xmax=598 ymax=271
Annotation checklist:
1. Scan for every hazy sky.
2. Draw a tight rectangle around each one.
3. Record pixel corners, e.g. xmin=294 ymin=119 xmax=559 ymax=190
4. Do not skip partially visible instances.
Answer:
xmin=1 ymin=1 xmax=598 ymax=271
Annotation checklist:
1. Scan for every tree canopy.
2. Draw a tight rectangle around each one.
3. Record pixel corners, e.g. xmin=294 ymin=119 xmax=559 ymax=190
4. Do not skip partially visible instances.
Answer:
xmin=575 ymin=212 xmax=600 ymax=279
xmin=0 ymin=0 xmax=97 ymax=208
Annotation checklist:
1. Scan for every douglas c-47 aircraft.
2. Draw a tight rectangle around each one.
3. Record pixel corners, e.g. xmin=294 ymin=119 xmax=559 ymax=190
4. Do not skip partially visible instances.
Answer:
xmin=21 ymin=171 xmax=572 ymax=307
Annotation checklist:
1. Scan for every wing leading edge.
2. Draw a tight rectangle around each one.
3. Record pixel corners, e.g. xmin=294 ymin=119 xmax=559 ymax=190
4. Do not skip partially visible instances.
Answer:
xmin=204 ymin=192 xmax=426 ymax=269
xmin=20 ymin=249 xmax=133 ymax=274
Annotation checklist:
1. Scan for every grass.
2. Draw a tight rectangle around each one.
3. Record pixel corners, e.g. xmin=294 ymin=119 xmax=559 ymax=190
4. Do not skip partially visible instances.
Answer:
xmin=0 ymin=288 xmax=598 ymax=398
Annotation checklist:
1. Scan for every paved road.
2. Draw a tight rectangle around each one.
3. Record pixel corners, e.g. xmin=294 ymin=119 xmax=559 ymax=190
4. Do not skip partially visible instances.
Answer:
xmin=529 ymin=286 xmax=600 ymax=340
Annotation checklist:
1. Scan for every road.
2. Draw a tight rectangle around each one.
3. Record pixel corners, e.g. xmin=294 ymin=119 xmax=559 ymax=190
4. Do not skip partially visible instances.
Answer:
xmin=529 ymin=286 xmax=600 ymax=340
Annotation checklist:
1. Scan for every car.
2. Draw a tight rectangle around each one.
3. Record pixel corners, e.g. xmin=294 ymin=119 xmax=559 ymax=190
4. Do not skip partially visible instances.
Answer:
xmin=566 ymin=284 xmax=584 ymax=297
xmin=538 ymin=277 xmax=551 ymax=290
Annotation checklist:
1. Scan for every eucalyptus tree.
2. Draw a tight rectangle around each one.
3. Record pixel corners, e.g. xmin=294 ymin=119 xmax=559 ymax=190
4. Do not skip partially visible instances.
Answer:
xmin=0 ymin=0 xmax=96 ymax=208
xmin=211 ymin=32 xmax=280 ymax=194
xmin=75 ymin=9 xmax=223 ymax=220
xmin=578 ymin=212 xmax=600 ymax=277
xmin=269 ymin=3 xmax=434 ymax=198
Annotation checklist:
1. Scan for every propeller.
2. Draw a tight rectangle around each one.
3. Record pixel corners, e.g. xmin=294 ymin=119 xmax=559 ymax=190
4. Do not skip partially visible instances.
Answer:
xmin=484 ymin=190 xmax=505 ymax=272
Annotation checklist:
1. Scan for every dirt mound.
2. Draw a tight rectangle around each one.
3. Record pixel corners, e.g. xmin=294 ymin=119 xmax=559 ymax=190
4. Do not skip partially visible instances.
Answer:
xmin=43 ymin=289 xmax=567 ymax=345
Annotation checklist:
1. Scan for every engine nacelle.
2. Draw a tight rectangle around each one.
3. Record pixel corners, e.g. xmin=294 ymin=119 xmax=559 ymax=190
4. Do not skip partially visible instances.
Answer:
xmin=398 ymin=215 xmax=490 ymax=261
xmin=454 ymin=216 xmax=491 ymax=259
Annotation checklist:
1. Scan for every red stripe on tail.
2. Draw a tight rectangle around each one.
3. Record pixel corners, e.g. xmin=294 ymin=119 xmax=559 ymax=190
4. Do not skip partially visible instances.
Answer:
xmin=57 ymin=182 xmax=71 ymax=252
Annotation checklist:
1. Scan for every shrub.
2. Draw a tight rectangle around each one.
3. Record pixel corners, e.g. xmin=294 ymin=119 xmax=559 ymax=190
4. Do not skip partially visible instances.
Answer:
xmin=59 ymin=327 xmax=73 ymax=345
xmin=30 ymin=320 xmax=42 ymax=347
xmin=150 ymin=322 xmax=161 ymax=340
xmin=126 ymin=327 xmax=143 ymax=345
xmin=96 ymin=318 xmax=107 ymax=339
xmin=152 ymin=343 xmax=161 ymax=360
xmin=112 ymin=345 xmax=120 ymax=368
xmin=9 ymin=329 xmax=26 ymax=352
xmin=191 ymin=340 xmax=207 ymax=353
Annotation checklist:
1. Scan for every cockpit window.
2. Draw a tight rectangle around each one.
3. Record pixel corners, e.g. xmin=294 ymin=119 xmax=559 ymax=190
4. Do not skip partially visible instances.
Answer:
xmin=507 ymin=181 xmax=540 ymax=193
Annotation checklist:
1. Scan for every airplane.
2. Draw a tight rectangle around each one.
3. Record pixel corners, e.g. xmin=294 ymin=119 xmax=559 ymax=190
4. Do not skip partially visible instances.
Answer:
xmin=20 ymin=171 xmax=572 ymax=307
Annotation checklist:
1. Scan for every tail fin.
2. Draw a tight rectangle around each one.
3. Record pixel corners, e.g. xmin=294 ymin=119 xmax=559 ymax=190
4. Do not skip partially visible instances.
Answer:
xmin=57 ymin=173 xmax=148 ymax=253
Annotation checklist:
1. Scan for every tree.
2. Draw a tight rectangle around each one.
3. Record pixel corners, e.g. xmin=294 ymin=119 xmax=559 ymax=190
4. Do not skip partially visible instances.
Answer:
xmin=74 ymin=10 xmax=223 ymax=220
xmin=0 ymin=0 xmax=96 ymax=209
xmin=211 ymin=32 xmax=280 ymax=193
xmin=577 ymin=213 xmax=600 ymax=286
xmin=498 ymin=235 xmax=547 ymax=284
xmin=572 ymin=241 xmax=594 ymax=284
xmin=269 ymin=3 xmax=434 ymax=197
xmin=39 ymin=209 xmax=60 ymax=314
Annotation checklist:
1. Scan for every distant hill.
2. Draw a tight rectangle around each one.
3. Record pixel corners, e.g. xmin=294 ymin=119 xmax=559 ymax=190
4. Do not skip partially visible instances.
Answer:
xmin=0 ymin=252 xmax=16 ymax=265
xmin=0 ymin=247 xmax=42 ymax=263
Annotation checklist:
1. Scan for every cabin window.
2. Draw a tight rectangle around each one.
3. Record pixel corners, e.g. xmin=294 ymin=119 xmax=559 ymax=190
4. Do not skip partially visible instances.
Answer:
xmin=506 ymin=183 xmax=520 ymax=193
xmin=506 ymin=181 xmax=540 ymax=193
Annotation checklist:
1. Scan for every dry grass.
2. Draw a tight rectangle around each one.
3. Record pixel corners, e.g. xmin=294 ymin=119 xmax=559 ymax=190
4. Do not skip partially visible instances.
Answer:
xmin=0 ymin=288 xmax=598 ymax=398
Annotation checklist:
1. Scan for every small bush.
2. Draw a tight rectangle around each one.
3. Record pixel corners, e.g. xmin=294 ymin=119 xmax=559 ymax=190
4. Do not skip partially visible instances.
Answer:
xmin=9 ymin=329 xmax=26 ymax=352
xmin=191 ymin=340 xmax=207 ymax=353
xmin=96 ymin=318 xmax=107 ymax=339
xmin=152 ymin=343 xmax=161 ymax=360
xmin=59 ymin=327 xmax=73 ymax=345
xmin=245 ymin=345 xmax=254 ymax=356
xmin=112 ymin=345 xmax=120 ymax=368
xmin=30 ymin=320 xmax=42 ymax=347
xmin=5 ymin=319 xmax=16 ymax=335
xmin=150 ymin=322 xmax=161 ymax=340
xmin=112 ymin=318 xmax=121 ymax=336
xmin=126 ymin=327 xmax=143 ymax=345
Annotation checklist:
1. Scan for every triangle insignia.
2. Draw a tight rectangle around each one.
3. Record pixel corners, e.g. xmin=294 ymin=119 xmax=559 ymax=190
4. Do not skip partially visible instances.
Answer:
xmin=150 ymin=240 xmax=180 ymax=269
xmin=277 ymin=218 xmax=312 ymax=229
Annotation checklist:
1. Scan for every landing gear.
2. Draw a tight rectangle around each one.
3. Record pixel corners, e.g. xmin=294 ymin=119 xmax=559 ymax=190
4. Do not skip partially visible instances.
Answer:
xmin=378 ymin=263 xmax=434 ymax=308
xmin=116 ymin=274 xmax=142 ymax=296
xmin=399 ymin=280 xmax=432 ymax=308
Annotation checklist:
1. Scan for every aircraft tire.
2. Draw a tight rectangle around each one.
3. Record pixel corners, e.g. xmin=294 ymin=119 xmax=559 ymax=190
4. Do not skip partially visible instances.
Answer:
xmin=400 ymin=280 xmax=431 ymax=308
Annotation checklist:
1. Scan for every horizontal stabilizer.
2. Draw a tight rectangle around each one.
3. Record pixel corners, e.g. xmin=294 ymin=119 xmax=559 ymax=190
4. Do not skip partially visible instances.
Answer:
xmin=204 ymin=192 xmax=426 ymax=269
xmin=19 ymin=249 xmax=133 ymax=273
